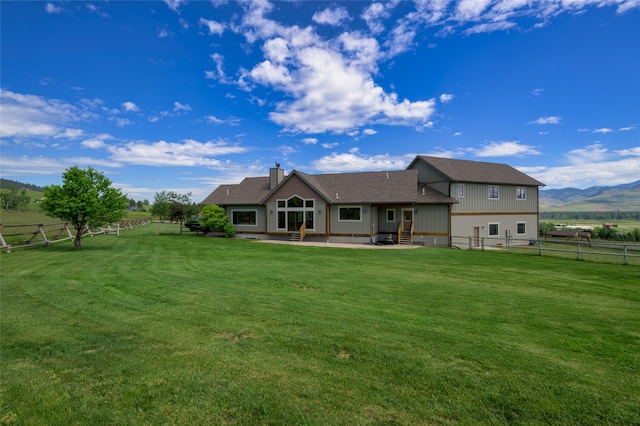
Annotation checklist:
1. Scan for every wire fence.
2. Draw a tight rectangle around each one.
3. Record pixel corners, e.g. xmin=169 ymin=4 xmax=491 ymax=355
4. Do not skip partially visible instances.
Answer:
xmin=451 ymin=235 xmax=640 ymax=266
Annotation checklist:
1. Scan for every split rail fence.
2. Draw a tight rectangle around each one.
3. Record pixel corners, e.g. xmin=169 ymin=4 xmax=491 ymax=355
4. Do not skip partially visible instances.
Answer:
xmin=451 ymin=235 xmax=640 ymax=266
xmin=0 ymin=218 xmax=151 ymax=253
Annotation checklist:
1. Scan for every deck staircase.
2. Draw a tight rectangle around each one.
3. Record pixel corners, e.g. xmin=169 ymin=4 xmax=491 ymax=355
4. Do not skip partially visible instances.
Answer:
xmin=399 ymin=231 xmax=412 ymax=245
xmin=289 ymin=231 xmax=301 ymax=242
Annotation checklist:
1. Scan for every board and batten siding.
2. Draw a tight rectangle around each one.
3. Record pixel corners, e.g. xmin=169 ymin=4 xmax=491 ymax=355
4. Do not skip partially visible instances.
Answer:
xmin=225 ymin=205 xmax=267 ymax=233
xmin=411 ymin=162 xmax=451 ymax=195
xmin=451 ymin=213 xmax=539 ymax=245
xmin=329 ymin=204 xmax=371 ymax=236
xmin=451 ymin=183 xmax=539 ymax=214
xmin=263 ymin=174 xmax=327 ymax=235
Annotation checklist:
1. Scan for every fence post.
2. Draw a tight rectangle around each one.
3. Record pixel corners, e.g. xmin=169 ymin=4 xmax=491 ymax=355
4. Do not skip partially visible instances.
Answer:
xmin=623 ymin=244 xmax=628 ymax=265
xmin=538 ymin=239 xmax=542 ymax=256
xmin=577 ymin=242 xmax=581 ymax=261
xmin=507 ymin=237 xmax=511 ymax=253
xmin=481 ymin=237 xmax=485 ymax=251
xmin=468 ymin=236 xmax=472 ymax=250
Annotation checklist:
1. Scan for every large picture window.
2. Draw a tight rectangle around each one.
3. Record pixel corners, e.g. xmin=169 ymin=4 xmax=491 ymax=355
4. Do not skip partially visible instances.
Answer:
xmin=276 ymin=195 xmax=315 ymax=231
xmin=339 ymin=207 xmax=361 ymax=221
xmin=232 ymin=210 xmax=257 ymax=226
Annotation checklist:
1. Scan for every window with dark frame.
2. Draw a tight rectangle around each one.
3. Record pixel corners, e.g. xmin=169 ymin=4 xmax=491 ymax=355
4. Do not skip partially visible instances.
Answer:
xmin=339 ymin=207 xmax=361 ymax=221
xmin=517 ymin=222 xmax=526 ymax=234
xmin=387 ymin=209 xmax=395 ymax=222
xmin=488 ymin=223 xmax=499 ymax=236
xmin=232 ymin=210 xmax=257 ymax=226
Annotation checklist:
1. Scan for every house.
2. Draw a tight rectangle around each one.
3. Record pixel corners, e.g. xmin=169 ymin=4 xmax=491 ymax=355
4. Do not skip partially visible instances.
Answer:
xmin=201 ymin=155 xmax=544 ymax=247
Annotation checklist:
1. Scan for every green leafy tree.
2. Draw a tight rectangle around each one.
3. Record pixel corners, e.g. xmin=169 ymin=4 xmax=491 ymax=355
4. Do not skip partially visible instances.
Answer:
xmin=151 ymin=190 xmax=170 ymax=221
xmin=0 ymin=188 xmax=31 ymax=211
xmin=167 ymin=192 xmax=198 ymax=234
xmin=40 ymin=166 xmax=128 ymax=249
xmin=200 ymin=204 xmax=229 ymax=231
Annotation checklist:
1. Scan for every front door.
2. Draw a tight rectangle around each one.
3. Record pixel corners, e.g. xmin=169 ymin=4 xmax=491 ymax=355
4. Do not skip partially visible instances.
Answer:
xmin=402 ymin=209 xmax=413 ymax=231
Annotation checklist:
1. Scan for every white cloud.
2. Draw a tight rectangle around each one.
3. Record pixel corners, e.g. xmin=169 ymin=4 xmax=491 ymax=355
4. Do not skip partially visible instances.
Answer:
xmin=0 ymin=155 xmax=121 ymax=176
xmin=86 ymin=3 xmax=109 ymax=18
xmin=524 ymin=156 xmax=640 ymax=189
xmin=593 ymin=127 xmax=614 ymax=134
xmin=107 ymin=139 xmax=248 ymax=167
xmin=531 ymin=88 xmax=544 ymax=96
xmin=122 ymin=101 xmax=140 ymax=112
xmin=45 ymin=3 xmax=63 ymax=14
xmin=0 ymin=89 xmax=94 ymax=139
xmin=173 ymin=102 xmax=192 ymax=112
xmin=301 ymin=137 xmax=318 ymax=145
xmin=439 ymin=93 xmax=455 ymax=103
xmin=199 ymin=18 xmax=225 ymax=35
xmin=312 ymin=6 xmax=350 ymax=26
xmin=362 ymin=128 xmax=377 ymax=135
xmin=205 ymin=115 xmax=240 ymax=126
xmin=81 ymin=133 xmax=113 ymax=149
xmin=321 ymin=142 xmax=339 ymax=149
xmin=158 ymin=29 xmax=172 ymax=38
xmin=163 ymin=0 xmax=185 ymax=12
xmin=474 ymin=141 xmax=541 ymax=157
xmin=566 ymin=142 xmax=609 ymax=164
xmin=529 ymin=116 xmax=561 ymax=125
xmin=619 ymin=126 xmax=637 ymax=131
xmin=457 ymin=0 xmax=492 ymax=21
xmin=312 ymin=150 xmax=414 ymax=172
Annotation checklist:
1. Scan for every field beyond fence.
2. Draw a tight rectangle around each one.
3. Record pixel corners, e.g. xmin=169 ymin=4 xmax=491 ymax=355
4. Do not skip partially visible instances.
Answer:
xmin=451 ymin=235 xmax=640 ymax=266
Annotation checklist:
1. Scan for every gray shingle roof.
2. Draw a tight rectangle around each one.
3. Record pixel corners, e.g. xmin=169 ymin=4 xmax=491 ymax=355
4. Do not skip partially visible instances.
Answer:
xmin=203 ymin=169 xmax=457 ymax=206
xmin=200 ymin=177 xmax=270 ymax=205
xmin=412 ymin=155 xmax=545 ymax=186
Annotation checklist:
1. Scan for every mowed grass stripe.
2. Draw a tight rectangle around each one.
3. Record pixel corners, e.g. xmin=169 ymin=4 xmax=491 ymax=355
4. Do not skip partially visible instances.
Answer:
xmin=1 ymin=226 xmax=639 ymax=425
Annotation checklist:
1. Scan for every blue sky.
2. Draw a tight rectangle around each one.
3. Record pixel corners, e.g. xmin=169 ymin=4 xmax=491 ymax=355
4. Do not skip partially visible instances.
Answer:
xmin=1 ymin=0 xmax=639 ymax=202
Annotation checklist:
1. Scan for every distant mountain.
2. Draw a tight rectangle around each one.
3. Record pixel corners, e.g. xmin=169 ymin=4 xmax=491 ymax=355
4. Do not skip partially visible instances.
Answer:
xmin=0 ymin=179 xmax=44 ymax=192
xmin=540 ymin=180 xmax=640 ymax=211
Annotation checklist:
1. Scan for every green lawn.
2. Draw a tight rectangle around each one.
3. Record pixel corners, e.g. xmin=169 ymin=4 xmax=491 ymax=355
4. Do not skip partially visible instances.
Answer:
xmin=1 ymin=226 xmax=639 ymax=425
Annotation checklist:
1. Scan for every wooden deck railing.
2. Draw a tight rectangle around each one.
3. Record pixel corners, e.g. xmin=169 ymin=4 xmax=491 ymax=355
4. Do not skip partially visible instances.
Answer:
xmin=299 ymin=222 xmax=306 ymax=241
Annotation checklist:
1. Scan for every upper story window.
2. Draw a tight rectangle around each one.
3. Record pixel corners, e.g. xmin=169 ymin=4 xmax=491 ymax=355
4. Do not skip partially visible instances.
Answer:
xmin=488 ymin=186 xmax=499 ymax=199
xmin=457 ymin=184 xmax=464 ymax=197
xmin=516 ymin=187 xmax=526 ymax=200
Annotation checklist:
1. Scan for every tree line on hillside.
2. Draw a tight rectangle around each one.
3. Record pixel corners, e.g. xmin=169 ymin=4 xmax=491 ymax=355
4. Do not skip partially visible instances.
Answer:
xmin=541 ymin=211 xmax=640 ymax=221
xmin=0 ymin=178 xmax=44 ymax=192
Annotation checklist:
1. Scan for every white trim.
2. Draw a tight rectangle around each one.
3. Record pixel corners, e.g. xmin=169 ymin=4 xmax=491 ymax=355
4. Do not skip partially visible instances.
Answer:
xmin=457 ymin=183 xmax=465 ymax=198
xmin=516 ymin=187 xmax=526 ymax=200
xmin=488 ymin=185 xmax=499 ymax=200
xmin=386 ymin=208 xmax=396 ymax=222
